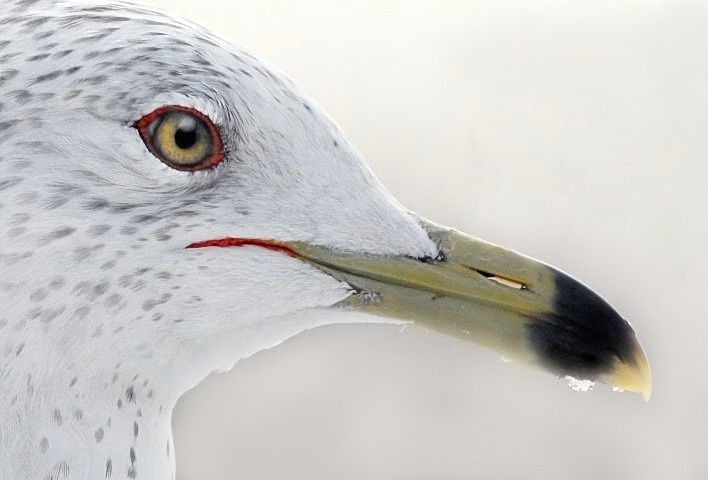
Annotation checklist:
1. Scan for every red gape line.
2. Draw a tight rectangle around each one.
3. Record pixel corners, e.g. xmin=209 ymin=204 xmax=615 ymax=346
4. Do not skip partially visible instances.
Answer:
xmin=186 ymin=238 xmax=300 ymax=258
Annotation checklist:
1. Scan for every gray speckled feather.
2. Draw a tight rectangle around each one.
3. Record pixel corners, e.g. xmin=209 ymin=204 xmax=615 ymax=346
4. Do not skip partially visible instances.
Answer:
xmin=0 ymin=1 xmax=436 ymax=478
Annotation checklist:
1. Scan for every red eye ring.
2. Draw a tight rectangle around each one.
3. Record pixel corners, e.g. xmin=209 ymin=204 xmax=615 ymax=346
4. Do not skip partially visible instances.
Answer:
xmin=134 ymin=105 xmax=225 ymax=171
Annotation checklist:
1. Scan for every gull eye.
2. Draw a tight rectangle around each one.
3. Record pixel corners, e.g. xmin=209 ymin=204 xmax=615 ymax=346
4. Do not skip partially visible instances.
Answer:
xmin=134 ymin=105 xmax=224 ymax=171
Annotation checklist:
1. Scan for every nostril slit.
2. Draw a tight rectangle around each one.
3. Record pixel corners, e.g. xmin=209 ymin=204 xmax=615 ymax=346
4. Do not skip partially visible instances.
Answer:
xmin=477 ymin=270 xmax=527 ymax=290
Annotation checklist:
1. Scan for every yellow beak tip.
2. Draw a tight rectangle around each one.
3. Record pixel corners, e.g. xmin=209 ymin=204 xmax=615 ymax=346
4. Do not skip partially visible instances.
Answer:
xmin=600 ymin=342 xmax=652 ymax=401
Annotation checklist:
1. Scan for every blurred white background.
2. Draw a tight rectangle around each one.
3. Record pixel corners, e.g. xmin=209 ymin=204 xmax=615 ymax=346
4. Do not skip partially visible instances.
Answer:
xmin=137 ymin=0 xmax=706 ymax=478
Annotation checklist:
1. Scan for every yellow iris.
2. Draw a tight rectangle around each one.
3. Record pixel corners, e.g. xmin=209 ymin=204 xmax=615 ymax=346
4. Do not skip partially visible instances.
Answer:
xmin=153 ymin=111 xmax=211 ymax=167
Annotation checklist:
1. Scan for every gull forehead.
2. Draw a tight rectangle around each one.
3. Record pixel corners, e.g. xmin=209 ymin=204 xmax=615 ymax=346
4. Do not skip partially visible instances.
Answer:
xmin=0 ymin=1 xmax=650 ymax=479
xmin=0 ymin=0 xmax=436 ymax=257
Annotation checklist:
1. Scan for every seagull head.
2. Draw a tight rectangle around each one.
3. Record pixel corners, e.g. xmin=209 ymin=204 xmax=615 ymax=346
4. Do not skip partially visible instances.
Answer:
xmin=2 ymin=0 xmax=651 ymax=397
xmin=0 ymin=0 xmax=650 ymax=476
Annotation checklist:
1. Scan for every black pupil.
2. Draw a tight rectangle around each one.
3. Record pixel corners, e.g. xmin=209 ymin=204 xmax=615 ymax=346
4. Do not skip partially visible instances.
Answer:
xmin=174 ymin=127 xmax=198 ymax=150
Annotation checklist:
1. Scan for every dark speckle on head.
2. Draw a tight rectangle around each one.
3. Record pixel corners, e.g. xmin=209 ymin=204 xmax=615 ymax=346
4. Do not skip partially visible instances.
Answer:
xmin=41 ymin=226 xmax=76 ymax=244
xmin=0 ymin=176 xmax=22 ymax=191
xmin=52 ymin=408 xmax=63 ymax=426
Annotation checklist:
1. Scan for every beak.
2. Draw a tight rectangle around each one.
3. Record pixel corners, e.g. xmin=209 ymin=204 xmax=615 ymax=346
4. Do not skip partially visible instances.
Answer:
xmin=285 ymin=219 xmax=652 ymax=400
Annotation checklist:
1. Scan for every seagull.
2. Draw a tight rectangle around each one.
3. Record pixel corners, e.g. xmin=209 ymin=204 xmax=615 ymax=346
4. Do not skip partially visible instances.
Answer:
xmin=0 ymin=0 xmax=652 ymax=479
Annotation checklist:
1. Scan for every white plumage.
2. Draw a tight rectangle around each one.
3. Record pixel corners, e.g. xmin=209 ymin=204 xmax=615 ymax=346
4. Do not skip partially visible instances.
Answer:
xmin=0 ymin=2 xmax=435 ymax=477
